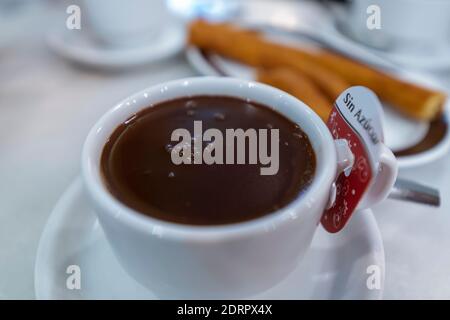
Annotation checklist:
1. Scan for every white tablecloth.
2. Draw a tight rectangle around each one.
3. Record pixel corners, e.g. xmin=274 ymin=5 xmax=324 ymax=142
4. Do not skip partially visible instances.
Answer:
xmin=1 ymin=1 xmax=450 ymax=299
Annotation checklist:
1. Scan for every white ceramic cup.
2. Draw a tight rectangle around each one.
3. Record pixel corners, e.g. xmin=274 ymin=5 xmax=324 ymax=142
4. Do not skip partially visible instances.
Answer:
xmin=82 ymin=0 xmax=169 ymax=48
xmin=82 ymin=77 xmax=396 ymax=298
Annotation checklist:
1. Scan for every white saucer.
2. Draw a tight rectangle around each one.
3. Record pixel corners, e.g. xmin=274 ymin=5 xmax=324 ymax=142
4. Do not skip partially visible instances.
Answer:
xmin=46 ymin=24 xmax=185 ymax=70
xmin=35 ymin=178 xmax=385 ymax=299
xmin=186 ymin=47 xmax=450 ymax=169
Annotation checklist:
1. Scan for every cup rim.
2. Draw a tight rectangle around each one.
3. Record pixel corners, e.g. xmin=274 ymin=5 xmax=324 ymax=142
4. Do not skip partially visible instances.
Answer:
xmin=82 ymin=77 xmax=337 ymax=240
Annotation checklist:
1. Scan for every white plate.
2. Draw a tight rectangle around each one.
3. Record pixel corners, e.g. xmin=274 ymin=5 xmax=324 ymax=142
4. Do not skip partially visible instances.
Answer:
xmin=35 ymin=178 xmax=385 ymax=300
xmin=186 ymin=47 xmax=450 ymax=169
xmin=46 ymin=24 xmax=185 ymax=70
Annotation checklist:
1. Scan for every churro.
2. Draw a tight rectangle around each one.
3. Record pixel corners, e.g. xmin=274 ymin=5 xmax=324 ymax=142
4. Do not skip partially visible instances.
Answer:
xmin=188 ymin=20 xmax=446 ymax=120
xmin=189 ymin=20 xmax=349 ymax=100
xmin=257 ymin=68 xmax=332 ymax=121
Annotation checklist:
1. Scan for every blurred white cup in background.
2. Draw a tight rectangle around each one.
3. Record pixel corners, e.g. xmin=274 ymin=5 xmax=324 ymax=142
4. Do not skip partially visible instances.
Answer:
xmin=82 ymin=0 xmax=169 ymax=48
xmin=345 ymin=0 xmax=450 ymax=50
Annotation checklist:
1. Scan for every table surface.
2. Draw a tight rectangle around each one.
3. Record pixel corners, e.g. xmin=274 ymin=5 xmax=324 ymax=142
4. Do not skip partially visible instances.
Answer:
xmin=1 ymin=1 xmax=450 ymax=299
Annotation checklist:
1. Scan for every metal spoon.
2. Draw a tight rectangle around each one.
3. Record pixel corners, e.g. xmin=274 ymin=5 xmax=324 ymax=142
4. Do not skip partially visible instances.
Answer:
xmin=388 ymin=178 xmax=440 ymax=207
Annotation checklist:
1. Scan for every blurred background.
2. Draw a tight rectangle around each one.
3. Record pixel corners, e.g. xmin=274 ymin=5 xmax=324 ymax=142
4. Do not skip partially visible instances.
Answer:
xmin=2 ymin=0 xmax=450 ymax=299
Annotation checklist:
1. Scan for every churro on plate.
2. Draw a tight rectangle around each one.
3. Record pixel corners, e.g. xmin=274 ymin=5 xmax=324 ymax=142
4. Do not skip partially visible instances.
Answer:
xmin=188 ymin=20 xmax=446 ymax=121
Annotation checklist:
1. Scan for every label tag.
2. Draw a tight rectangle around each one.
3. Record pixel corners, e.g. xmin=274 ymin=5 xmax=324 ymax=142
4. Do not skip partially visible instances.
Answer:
xmin=321 ymin=86 xmax=385 ymax=233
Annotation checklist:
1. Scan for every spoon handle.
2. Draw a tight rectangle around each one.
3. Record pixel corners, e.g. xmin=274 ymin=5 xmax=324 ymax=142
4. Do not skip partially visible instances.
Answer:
xmin=388 ymin=178 xmax=440 ymax=207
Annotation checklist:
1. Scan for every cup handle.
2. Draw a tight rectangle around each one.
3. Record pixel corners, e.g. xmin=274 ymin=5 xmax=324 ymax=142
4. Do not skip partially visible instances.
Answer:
xmin=326 ymin=139 xmax=354 ymax=209
xmin=334 ymin=139 xmax=355 ymax=176
xmin=358 ymin=144 xmax=398 ymax=209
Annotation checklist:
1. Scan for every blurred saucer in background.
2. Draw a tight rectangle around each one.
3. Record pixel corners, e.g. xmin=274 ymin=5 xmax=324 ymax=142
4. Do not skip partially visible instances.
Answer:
xmin=329 ymin=1 xmax=450 ymax=71
xmin=46 ymin=24 xmax=185 ymax=70
xmin=332 ymin=18 xmax=450 ymax=72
